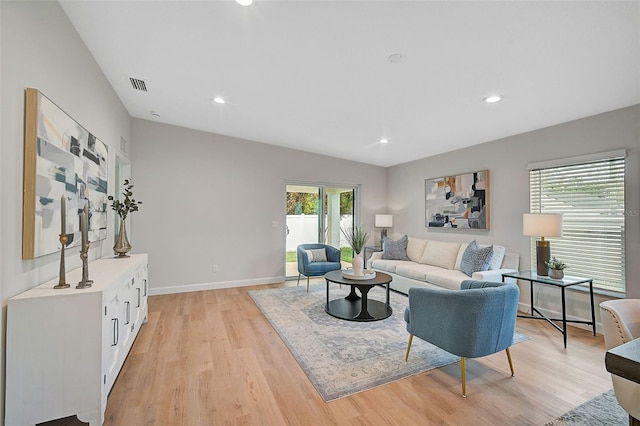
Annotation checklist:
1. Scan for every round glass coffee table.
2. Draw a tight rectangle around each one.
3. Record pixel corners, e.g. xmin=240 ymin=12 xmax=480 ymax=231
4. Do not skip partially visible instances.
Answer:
xmin=323 ymin=270 xmax=393 ymax=322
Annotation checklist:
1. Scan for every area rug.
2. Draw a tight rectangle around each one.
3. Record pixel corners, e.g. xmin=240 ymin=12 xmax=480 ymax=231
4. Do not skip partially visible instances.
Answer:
xmin=249 ymin=282 xmax=529 ymax=401
xmin=543 ymin=389 xmax=627 ymax=425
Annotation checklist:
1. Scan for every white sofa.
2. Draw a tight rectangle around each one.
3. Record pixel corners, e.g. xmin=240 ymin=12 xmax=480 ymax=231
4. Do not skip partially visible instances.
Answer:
xmin=369 ymin=237 xmax=519 ymax=295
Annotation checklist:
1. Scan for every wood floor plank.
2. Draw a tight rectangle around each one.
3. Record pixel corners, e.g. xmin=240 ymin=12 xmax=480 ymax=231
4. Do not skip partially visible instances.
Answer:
xmin=104 ymin=281 xmax=613 ymax=425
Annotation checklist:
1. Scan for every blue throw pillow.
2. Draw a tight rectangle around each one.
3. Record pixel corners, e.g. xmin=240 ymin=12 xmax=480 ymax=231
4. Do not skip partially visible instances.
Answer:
xmin=460 ymin=240 xmax=494 ymax=277
xmin=382 ymin=235 xmax=410 ymax=260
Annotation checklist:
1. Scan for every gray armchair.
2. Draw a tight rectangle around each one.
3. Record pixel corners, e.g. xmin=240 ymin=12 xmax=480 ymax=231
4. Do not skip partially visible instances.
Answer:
xmin=404 ymin=280 xmax=520 ymax=397
xmin=296 ymin=244 xmax=342 ymax=292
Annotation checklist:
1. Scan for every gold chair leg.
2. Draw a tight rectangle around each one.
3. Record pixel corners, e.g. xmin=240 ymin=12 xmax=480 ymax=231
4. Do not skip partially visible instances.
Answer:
xmin=460 ymin=357 xmax=467 ymax=398
xmin=405 ymin=334 xmax=413 ymax=361
xmin=297 ymin=274 xmax=301 ymax=286
xmin=307 ymin=276 xmax=310 ymax=293
xmin=506 ymin=347 xmax=514 ymax=377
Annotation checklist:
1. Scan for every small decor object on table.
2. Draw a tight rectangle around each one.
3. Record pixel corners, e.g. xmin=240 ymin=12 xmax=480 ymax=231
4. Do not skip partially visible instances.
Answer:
xmin=54 ymin=195 xmax=70 ymax=289
xmin=341 ymin=225 xmax=370 ymax=276
xmin=77 ymin=204 xmax=93 ymax=289
xmin=545 ymin=256 xmax=567 ymax=279
xmin=109 ymin=179 xmax=143 ymax=258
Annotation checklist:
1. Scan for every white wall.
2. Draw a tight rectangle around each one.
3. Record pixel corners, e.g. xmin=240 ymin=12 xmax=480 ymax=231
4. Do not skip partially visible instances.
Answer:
xmin=130 ymin=119 xmax=387 ymax=294
xmin=387 ymin=104 xmax=640 ymax=326
xmin=0 ymin=1 xmax=132 ymax=421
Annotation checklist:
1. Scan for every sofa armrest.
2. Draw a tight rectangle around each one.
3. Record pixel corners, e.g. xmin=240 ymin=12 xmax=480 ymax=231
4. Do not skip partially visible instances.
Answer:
xmin=368 ymin=251 xmax=383 ymax=269
xmin=471 ymin=269 xmax=518 ymax=284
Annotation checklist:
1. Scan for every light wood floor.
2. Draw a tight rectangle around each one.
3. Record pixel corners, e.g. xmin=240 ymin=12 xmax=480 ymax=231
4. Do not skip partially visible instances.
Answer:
xmin=104 ymin=279 xmax=613 ymax=426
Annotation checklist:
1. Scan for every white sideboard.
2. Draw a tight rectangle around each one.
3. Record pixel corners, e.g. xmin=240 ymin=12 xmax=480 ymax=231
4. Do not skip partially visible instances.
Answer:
xmin=5 ymin=254 xmax=149 ymax=426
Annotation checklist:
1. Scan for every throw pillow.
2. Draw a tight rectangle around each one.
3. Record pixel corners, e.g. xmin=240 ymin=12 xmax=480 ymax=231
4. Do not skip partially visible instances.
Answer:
xmin=382 ymin=235 xmax=410 ymax=260
xmin=460 ymin=240 xmax=494 ymax=277
xmin=305 ymin=248 xmax=327 ymax=263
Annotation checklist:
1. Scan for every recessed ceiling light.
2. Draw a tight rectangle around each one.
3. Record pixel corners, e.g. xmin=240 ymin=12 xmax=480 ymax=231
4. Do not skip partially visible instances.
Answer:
xmin=483 ymin=95 xmax=502 ymax=103
xmin=213 ymin=96 xmax=226 ymax=104
xmin=379 ymin=138 xmax=390 ymax=144
xmin=235 ymin=0 xmax=253 ymax=5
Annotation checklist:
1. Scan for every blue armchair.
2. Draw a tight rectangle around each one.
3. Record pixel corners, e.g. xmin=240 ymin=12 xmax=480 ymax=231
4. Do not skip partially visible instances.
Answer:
xmin=296 ymin=244 xmax=342 ymax=292
xmin=404 ymin=280 xmax=520 ymax=397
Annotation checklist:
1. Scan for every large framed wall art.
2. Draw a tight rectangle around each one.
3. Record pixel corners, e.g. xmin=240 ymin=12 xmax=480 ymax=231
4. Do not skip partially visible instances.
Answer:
xmin=23 ymin=88 xmax=108 ymax=259
xmin=425 ymin=170 xmax=489 ymax=231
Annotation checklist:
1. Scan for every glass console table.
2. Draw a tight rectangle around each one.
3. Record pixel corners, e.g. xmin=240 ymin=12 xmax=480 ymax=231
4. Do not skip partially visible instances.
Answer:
xmin=502 ymin=270 xmax=596 ymax=348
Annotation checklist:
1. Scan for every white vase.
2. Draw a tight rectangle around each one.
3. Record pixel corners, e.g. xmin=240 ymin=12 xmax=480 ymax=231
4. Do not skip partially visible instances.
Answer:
xmin=352 ymin=254 xmax=364 ymax=276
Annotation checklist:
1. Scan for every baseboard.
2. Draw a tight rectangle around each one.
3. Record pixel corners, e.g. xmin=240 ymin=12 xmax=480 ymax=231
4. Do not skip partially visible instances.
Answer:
xmin=149 ymin=276 xmax=285 ymax=296
xmin=517 ymin=302 xmax=602 ymax=335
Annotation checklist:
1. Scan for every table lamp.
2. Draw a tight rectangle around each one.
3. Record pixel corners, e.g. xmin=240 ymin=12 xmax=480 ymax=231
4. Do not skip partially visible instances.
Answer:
xmin=523 ymin=213 xmax=563 ymax=276
xmin=375 ymin=214 xmax=393 ymax=247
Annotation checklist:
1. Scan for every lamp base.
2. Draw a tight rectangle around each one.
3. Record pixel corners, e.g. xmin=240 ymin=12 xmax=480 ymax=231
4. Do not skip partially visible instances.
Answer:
xmin=380 ymin=228 xmax=387 ymax=248
xmin=536 ymin=242 xmax=550 ymax=276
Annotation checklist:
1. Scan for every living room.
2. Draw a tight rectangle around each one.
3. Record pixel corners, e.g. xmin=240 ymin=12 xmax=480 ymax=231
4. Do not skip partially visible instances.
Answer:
xmin=1 ymin=1 xmax=639 ymax=425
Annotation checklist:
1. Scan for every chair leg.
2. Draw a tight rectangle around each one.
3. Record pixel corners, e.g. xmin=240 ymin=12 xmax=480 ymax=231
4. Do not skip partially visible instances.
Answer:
xmin=404 ymin=334 xmax=413 ymax=361
xmin=506 ymin=347 xmax=514 ymax=377
xmin=306 ymin=276 xmax=310 ymax=293
xmin=460 ymin=357 xmax=467 ymax=398
xmin=297 ymin=274 xmax=301 ymax=286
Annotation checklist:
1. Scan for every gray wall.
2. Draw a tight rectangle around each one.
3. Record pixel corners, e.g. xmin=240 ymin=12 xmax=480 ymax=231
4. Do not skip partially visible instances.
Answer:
xmin=387 ymin=104 xmax=640 ymax=323
xmin=131 ymin=119 xmax=387 ymax=293
xmin=0 ymin=1 xmax=132 ymax=420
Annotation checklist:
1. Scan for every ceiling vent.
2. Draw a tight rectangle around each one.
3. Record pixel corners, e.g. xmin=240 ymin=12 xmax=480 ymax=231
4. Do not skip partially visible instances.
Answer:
xmin=129 ymin=77 xmax=147 ymax=92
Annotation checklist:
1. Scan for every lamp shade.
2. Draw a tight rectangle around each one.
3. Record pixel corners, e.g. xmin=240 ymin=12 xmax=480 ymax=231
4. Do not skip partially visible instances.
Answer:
xmin=522 ymin=213 xmax=562 ymax=237
xmin=375 ymin=214 xmax=393 ymax=228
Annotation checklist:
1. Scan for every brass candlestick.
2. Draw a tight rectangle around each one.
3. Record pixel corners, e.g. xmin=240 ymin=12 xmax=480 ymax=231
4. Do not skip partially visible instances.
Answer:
xmin=77 ymin=242 xmax=93 ymax=289
xmin=54 ymin=234 xmax=70 ymax=289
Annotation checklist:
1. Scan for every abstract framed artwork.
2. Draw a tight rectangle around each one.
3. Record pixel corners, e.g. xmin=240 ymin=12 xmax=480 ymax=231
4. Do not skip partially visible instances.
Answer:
xmin=23 ymin=88 xmax=108 ymax=259
xmin=425 ymin=170 xmax=489 ymax=230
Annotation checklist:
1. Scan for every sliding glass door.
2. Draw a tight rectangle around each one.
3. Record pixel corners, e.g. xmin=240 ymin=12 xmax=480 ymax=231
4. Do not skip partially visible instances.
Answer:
xmin=285 ymin=183 xmax=357 ymax=279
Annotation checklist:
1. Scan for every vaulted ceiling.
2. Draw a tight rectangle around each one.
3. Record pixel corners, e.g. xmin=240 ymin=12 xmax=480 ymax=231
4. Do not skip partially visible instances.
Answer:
xmin=60 ymin=1 xmax=640 ymax=167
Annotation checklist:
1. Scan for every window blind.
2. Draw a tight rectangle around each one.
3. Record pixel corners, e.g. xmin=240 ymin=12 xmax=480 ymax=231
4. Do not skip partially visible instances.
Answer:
xmin=529 ymin=156 xmax=626 ymax=293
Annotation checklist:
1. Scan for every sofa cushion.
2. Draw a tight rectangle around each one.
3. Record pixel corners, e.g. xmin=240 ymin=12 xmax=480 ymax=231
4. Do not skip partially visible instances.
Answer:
xmin=460 ymin=240 xmax=494 ymax=277
xmin=305 ymin=248 xmax=327 ymax=262
xmin=370 ymin=259 xmax=409 ymax=274
xmin=424 ymin=268 xmax=471 ymax=290
xmin=420 ymin=241 xmax=461 ymax=270
xmin=395 ymin=263 xmax=443 ymax=282
xmin=382 ymin=235 xmax=409 ymax=260
xmin=406 ymin=238 xmax=429 ymax=263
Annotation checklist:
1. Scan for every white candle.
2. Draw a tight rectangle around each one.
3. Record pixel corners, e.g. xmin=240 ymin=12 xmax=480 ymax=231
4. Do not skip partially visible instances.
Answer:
xmin=60 ymin=195 xmax=66 ymax=234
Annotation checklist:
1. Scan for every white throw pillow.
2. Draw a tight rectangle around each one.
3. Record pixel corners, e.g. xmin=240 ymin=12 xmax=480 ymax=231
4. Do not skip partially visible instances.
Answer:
xmin=305 ymin=248 xmax=327 ymax=263
xmin=489 ymin=245 xmax=506 ymax=269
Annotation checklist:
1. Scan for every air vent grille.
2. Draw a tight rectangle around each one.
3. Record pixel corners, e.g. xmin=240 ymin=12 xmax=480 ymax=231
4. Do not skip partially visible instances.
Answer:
xmin=129 ymin=78 xmax=147 ymax=92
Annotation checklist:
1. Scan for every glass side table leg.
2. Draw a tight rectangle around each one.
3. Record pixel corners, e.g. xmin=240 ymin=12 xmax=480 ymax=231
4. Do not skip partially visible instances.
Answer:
xmin=561 ymin=287 xmax=568 ymax=348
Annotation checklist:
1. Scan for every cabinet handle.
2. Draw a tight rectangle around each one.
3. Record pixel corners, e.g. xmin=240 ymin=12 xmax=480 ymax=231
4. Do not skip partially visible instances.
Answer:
xmin=137 ymin=288 xmax=141 ymax=308
xmin=125 ymin=301 xmax=130 ymax=325
xmin=143 ymin=279 xmax=148 ymax=296
xmin=112 ymin=318 xmax=119 ymax=346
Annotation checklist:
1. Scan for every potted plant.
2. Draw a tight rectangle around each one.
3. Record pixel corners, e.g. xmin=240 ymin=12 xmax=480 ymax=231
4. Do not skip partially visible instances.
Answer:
xmin=108 ymin=179 xmax=142 ymax=257
xmin=545 ymin=256 xmax=567 ymax=279
xmin=341 ymin=226 xmax=370 ymax=275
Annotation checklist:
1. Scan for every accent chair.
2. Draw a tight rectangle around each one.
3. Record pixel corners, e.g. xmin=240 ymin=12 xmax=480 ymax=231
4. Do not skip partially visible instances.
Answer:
xmin=296 ymin=244 xmax=342 ymax=292
xmin=599 ymin=299 xmax=640 ymax=422
xmin=404 ymin=280 xmax=520 ymax=397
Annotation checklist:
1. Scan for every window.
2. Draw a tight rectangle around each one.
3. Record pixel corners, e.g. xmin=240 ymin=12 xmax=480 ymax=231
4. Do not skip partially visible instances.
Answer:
xmin=528 ymin=150 xmax=626 ymax=293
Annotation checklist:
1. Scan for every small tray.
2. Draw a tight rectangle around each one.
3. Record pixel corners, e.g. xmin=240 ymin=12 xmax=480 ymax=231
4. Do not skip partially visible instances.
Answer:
xmin=341 ymin=269 xmax=377 ymax=280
